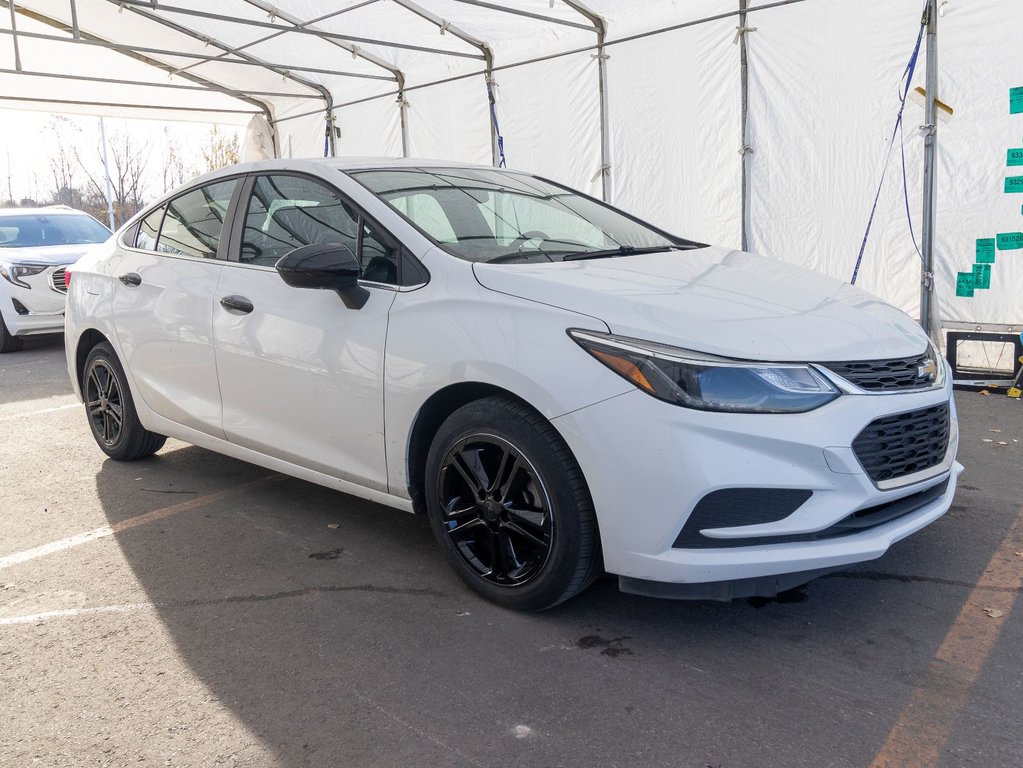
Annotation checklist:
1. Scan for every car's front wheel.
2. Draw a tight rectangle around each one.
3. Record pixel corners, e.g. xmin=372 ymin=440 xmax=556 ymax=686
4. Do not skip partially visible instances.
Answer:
xmin=424 ymin=396 xmax=601 ymax=611
xmin=83 ymin=342 xmax=166 ymax=460
xmin=0 ymin=314 xmax=23 ymax=353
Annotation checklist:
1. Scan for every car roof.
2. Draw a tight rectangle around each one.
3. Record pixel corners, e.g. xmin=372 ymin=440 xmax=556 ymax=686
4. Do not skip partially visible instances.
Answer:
xmin=185 ymin=157 xmax=525 ymax=188
xmin=0 ymin=206 xmax=95 ymax=217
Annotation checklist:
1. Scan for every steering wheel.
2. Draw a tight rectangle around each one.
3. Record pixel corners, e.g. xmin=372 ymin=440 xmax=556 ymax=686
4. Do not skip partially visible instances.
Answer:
xmin=508 ymin=230 xmax=551 ymax=250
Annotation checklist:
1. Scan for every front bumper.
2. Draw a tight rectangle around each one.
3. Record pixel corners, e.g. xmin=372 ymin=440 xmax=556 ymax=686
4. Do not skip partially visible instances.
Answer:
xmin=552 ymin=381 xmax=960 ymax=593
xmin=1 ymin=268 xmax=68 ymax=335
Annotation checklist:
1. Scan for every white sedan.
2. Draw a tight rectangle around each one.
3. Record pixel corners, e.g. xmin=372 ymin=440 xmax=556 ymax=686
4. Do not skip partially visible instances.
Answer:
xmin=0 ymin=206 xmax=110 ymax=352
xmin=64 ymin=159 xmax=961 ymax=610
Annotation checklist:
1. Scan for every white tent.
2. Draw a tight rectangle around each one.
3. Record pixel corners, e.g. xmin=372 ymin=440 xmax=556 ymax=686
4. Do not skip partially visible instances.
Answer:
xmin=2 ymin=0 xmax=1021 ymax=340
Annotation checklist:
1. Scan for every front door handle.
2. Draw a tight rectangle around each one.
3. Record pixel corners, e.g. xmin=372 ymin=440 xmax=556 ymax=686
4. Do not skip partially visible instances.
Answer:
xmin=118 ymin=272 xmax=142 ymax=287
xmin=220 ymin=295 xmax=254 ymax=314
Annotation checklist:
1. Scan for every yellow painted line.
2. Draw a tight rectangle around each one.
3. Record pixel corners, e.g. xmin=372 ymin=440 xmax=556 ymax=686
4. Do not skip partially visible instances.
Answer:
xmin=0 ymin=475 xmax=280 ymax=571
xmin=870 ymin=504 xmax=1023 ymax=768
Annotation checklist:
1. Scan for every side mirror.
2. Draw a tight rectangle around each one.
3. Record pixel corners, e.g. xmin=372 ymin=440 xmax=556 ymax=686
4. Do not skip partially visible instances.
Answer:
xmin=275 ymin=242 xmax=369 ymax=309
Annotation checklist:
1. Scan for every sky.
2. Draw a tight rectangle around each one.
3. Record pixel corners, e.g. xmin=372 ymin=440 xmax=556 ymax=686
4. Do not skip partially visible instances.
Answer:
xmin=0 ymin=108 xmax=244 ymax=207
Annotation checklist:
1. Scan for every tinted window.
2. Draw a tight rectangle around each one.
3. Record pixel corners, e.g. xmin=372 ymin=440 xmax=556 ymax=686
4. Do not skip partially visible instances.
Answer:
xmin=135 ymin=206 xmax=165 ymax=251
xmin=157 ymin=179 xmax=237 ymax=259
xmin=240 ymin=174 xmax=405 ymax=286
xmin=0 ymin=213 xmax=110 ymax=248
xmin=241 ymin=175 xmax=359 ymax=268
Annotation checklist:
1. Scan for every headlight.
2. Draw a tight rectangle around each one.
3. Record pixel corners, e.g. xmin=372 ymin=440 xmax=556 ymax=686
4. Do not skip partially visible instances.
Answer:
xmin=0 ymin=264 xmax=46 ymax=289
xmin=569 ymin=329 xmax=840 ymax=413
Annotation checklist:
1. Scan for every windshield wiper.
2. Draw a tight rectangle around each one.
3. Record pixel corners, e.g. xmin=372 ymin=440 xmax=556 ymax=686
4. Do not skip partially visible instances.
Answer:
xmin=561 ymin=245 xmax=682 ymax=261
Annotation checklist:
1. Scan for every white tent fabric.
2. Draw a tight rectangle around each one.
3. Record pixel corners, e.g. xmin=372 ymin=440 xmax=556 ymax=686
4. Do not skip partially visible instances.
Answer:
xmin=2 ymin=0 xmax=1020 ymax=333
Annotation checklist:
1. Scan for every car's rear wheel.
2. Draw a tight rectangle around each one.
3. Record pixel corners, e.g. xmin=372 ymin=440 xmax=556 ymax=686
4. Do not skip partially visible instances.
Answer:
xmin=424 ymin=396 xmax=601 ymax=611
xmin=83 ymin=342 xmax=166 ymax=460
xmin=0 ymin=314 xmax=23 ymax=353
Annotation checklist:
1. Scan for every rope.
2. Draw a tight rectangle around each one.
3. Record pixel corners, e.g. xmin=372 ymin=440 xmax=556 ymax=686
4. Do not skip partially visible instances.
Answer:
xmin=850 ymin=0 xmax=928 ymax=285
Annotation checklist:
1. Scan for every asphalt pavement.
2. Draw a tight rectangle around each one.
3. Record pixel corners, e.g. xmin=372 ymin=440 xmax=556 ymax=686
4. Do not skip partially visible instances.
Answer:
xmin=1 ymin=333 xmax=1021 ymax=768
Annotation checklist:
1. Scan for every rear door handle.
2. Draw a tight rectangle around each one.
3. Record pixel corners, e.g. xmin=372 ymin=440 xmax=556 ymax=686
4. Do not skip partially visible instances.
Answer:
xmin=220 ymin=295 xmax=254 ymax=314
xmin=118 ymin=272 xmax=142 ymax=287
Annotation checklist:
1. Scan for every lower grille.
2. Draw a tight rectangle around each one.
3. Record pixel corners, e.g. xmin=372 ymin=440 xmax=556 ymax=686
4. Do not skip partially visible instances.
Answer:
xmin=672 ymin=479 xmax=949 ymax=549
xmin=852 ymin=403 xmax=950 ymax=484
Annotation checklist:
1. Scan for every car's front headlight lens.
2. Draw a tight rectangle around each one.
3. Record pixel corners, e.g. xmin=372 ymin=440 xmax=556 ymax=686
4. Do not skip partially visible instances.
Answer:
xmin=569 ymin=329 xmax=840 ymax=413
xmin=0 ymin=264 xmax=46 ymax=289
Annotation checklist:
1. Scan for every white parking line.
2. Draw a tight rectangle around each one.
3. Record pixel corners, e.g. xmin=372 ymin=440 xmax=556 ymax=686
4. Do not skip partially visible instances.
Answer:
xmin=0 ymin=602 xmax=149 ymax=626
xmin=0 ymin=476 xmax=280 ymax=571
xmin=0 ymin=402 xmax=80 ymax=422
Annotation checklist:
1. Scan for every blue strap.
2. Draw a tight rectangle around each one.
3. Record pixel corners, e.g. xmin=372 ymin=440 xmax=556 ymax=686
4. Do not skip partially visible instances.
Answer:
xmin=486 ymin=78 xmax=507 ymax=168
xmin=851 ymin=1 xmax=929 ymax=285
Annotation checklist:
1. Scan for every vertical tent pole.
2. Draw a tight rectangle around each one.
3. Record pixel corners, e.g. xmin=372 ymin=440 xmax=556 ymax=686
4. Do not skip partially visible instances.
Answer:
xmin=563 ymin=2 xmax=611 ymax=201
xmin=595 ymin=29 xmax=612 ymax=203
xmin=920 ymin=0 xmax=938 ymax=339
xmin=738 ymin=0 xmax=751 ymax=252
xmin=69 ymin=0 xmax=80 ymax=39
xmin=98 ymin=117 xmax=116 ymax=230
xmin=397 ymin=72 xmax=410 ymax=158
xmin=8 ymin=0 xmax=21 ymax=71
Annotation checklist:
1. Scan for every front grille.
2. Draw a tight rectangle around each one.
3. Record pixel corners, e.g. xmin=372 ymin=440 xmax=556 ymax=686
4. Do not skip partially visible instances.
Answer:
xmin=853 ymin=403 xmax=949 ymax=484
xmin=824 ymin=352 xmax=934 ymax=391
xmin=50 ymin=267 xmax=68 ymax=293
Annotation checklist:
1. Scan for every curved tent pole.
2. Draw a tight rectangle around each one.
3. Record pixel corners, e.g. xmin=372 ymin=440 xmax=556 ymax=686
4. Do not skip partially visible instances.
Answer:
xmin=562 ymin=1 xmax=612 ymax=202
xmin=238 ymin=0 xmax=409 ymax=158
xmin=389 ymin=0 xmax=501 ymax=166
xmin=3 ymin=2 xmax=276 ymax=137
xmin=104 ymin=0 xmax=332 ymax=157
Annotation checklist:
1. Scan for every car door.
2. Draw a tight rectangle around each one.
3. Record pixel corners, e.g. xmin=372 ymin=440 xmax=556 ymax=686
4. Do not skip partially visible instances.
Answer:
xmin=212 ymin=173 xmax=404 ymax=492
xmin=110 ymin=177 xmax=240 ymax=437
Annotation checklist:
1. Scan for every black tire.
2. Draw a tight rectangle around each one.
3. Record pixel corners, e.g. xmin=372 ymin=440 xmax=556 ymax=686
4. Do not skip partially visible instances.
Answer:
xmin=0 ymin=313 xmax=24 ymax=353
xmin=83 ymin=342 xmax=166 ymax=460
xmin=424 ymin=396 xmax=602 ymax=611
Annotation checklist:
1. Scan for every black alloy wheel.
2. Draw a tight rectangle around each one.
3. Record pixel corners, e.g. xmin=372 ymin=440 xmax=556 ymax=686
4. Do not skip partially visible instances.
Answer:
xmin=424 ymin=396 xmax=601 ymax=611
xmin=437 ymin=434 xmax=553 ymax=587
xmin=85 ymin=358 xmax=124 ymax=447
xmin=82 ymin=342 xmax=166 ymax=460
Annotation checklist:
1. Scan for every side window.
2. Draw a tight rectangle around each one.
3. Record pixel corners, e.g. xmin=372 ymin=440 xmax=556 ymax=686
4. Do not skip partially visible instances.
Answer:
xmin=241 ymin=175 xmax=359 ymax=268
xmin=157 ymin=179 xmax=237 ymax=259
xmin=360 ymin=222 xmax=399 ymax=284
xmin=135 ymin=205 xmax=165 ymax=251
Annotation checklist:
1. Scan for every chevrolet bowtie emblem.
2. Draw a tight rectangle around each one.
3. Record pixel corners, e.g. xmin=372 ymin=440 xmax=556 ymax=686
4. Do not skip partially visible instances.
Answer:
xmin=918 ymin=358 xmax=938 ymax=381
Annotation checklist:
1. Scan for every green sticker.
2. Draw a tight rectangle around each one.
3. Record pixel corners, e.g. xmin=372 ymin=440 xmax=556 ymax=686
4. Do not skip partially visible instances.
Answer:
xmin=1013 ymin=87 xmax=1023 ymax=115
xmin=1010 ymin=148 xmax=1023 ymax=167
xmin=956 ymin=272 xmax=975 ymax=297
xmin=997 ymin=232 xmax=1023 ymax=250
xmin=976 ymin=238 xmax=996 ymax=262
xmin=973 ymin=263 xmax=991 ymax=289
xmin=1006 ymin=175 xmax=1023 ymax=193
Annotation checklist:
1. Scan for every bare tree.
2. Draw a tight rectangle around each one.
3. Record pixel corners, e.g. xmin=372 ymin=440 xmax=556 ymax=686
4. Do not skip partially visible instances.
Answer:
xmin=200 ymin=125 xmax=240 ymax=173
xmin=47 ymin=117 xmax=85 ymax=209
xmin=78 ymin=128 xmax=151 ymax=226
xmin=161 ymin=128 xmax=192 ymax=194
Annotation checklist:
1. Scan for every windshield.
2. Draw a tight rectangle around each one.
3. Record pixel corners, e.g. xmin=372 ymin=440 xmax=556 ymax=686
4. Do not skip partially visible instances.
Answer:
xmin=351 ymin=167 xmax=697 ymax=263
xmin=0 ymin=213 xmax=111 ymax=248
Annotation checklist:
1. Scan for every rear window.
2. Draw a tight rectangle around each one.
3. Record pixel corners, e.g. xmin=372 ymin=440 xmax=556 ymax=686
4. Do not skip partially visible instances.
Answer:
xmin=0 ymin=213 xmax=110 ymax=248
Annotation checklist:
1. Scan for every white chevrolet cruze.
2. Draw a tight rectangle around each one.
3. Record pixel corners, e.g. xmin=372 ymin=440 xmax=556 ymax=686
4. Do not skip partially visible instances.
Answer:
xmin=0 ymin=206 xmax=110 ymax=352
xmin=65 ymin=159 xmax=961 ymax=610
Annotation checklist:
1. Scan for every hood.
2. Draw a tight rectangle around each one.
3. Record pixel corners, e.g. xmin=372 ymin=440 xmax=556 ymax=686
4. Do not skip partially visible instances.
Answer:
xmin=472 ymin=247 xmax=928 ymax=362
xmin=0 ymin=242 xmax=101 ymax=267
